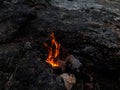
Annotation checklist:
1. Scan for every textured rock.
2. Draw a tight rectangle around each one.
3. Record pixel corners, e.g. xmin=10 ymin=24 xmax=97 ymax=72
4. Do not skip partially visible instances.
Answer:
xmin=60 ymin=73 xmax=76 ymax=90
xmin=0 ymin=43 xmax=21 ymax=72
xmin=50 ymin=0 xmax=103 ymax=10
xmin=0 ymin=0 xmax=120 ymax=90
xmin=0 ymin=0 xmax=36 ymax=43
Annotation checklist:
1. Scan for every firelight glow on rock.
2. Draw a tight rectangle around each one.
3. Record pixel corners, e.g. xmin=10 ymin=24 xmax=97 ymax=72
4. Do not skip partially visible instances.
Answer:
xmin=45 ymin=33 xmax=61 ymax=68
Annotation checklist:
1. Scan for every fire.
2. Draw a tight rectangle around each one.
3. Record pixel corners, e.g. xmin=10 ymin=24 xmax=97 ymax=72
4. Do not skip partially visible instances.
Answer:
xmin=45 ymin=33 xmax=60 ymax=68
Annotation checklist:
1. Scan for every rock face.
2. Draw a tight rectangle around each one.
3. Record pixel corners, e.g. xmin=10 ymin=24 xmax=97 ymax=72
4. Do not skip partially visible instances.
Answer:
xmin=51 ymin=0 xmax=120 ymax=14
xmin=50 ymin=0 xmax=103 ymax=10
xmin=0 ymin=0 xmax=120 ymax=90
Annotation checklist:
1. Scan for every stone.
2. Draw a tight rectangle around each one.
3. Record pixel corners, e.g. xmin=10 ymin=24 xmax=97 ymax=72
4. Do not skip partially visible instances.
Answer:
xmin=24 ymin=41 xmax=32 ymax=49
xmin=60 ymin=73 xmax=76 ymax=90
xmin=66 ymin=55 xmax=82 ymax=69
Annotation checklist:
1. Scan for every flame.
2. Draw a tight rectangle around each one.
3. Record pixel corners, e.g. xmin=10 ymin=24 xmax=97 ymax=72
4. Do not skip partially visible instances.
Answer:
xmin=45 ymin=33 xmax=60 ymax=68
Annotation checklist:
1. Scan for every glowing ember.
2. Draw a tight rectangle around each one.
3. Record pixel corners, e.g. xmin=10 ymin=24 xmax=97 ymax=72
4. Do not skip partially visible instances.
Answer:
xmin=45 ymin=33 xmax=60 ymax=68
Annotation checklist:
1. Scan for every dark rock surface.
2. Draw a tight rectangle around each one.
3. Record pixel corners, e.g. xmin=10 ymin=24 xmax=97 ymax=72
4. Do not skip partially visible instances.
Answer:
xmin=0 ymin=0 xmax=120 ymax=90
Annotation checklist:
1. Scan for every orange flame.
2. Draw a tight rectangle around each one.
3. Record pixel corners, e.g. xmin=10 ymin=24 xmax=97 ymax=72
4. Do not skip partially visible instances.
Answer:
xmin=45 ymin=33 xmax=60 ymax=68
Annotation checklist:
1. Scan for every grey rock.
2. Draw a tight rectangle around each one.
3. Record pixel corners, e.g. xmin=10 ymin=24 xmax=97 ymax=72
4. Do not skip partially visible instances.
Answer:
xmin=0 ymin=0 xmax=120 ymax=90
xmin=50 ymin=0 xmax=103 ymax=10
xmin=0 ymin=22 xmax=17 ymax=43
xmin=24 ymin=41 xmax=32 ymax=49
xmin=0 ymin=43 xmax=20 ymax=72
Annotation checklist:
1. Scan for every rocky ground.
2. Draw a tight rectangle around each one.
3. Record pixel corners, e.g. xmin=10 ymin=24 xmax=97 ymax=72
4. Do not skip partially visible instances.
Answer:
xmin=0 ymin=0 xmax=120 ymax=90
